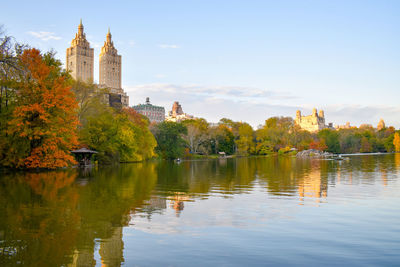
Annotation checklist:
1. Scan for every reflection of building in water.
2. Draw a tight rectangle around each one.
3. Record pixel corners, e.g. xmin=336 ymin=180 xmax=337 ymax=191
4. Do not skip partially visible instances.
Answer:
xmin=298 ymin=169 xmax=328 ymax=202
xmin=168 ymin=192 xmax=191 ymax=217
xmin=381 ymin=169 xmax=388 ymax=186
xmin=141 ymin=196 xmax=167 ymax=218
xmin=70 ymin=249 xmax=96 ymax=267
xmin=99 ymin=227 xmax=124 ymax=267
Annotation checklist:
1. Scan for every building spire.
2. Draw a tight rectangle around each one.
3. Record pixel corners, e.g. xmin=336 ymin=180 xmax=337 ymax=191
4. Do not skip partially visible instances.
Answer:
xmin=78 ymin=18 xmax=84 ymax=35
xmin=106 ymin=27 xmax=112 ymax=44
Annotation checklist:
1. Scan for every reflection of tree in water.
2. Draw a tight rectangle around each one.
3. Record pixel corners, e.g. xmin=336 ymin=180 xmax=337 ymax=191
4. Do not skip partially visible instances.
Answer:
xmin=73 ymin=163 xmax=158 ymax=266
xmin=0 ymin=170 xmax=80 ymax=267
xmin=0 ymin=162 xmax=158 ymax=267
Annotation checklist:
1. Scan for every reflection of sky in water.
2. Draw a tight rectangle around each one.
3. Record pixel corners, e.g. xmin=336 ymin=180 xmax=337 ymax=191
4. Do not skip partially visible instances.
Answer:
xmin=120 ymin=156 xmax=400 ymax=266
xmin=1 ymin=154 xmax=399 ymax=266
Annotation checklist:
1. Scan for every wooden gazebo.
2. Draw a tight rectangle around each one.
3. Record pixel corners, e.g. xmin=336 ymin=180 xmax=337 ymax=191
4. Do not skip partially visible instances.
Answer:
xmin=71 ymin=148 xmax=98 ymax=167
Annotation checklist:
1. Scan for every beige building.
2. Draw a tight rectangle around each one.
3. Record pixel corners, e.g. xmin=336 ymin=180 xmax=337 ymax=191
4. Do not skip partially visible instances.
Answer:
xmin=336 ymin=122 xmax=352 ymax=130
xmin=377 ymin=119 xmax=386 ymax=130
xmin=66 ymin=20 xmax=94 ymax=82
xmin=99 ymin=29 xmax=129 ymax=107
xmin=295 ymin=108 xmax=330 ymax=132
xmin=165 ymin=101 xmax=194 ymax=122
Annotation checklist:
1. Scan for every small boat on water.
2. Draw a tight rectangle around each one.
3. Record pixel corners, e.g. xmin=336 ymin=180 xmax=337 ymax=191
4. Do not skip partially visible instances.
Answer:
xmin=332 ymin=155 xmax=349 ymax=161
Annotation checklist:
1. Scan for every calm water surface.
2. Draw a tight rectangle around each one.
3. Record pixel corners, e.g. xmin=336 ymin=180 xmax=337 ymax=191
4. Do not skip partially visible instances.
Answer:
xmin=1 ymin=154 xmax=399 ymax=266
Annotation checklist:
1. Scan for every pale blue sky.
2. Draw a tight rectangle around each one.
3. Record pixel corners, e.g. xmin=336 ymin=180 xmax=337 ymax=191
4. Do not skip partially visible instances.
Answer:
xmin=2 ymin=0 xmax=400 ymax=127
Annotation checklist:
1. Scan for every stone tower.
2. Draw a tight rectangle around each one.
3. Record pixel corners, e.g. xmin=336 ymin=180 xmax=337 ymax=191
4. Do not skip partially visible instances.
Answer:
xmin=66 ymin=20 xmax=94 ymax=82
xmin=99 ymin=29 xmax=128 ymax=107
xmin=377 ymin=119 xmax=386 ymax=130
xmin=99 ymin=28 xmax=122 ymax=90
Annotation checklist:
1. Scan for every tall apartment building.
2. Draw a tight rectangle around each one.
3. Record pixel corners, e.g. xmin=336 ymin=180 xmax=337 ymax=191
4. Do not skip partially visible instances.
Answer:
xmin=99 ymin=29 xmax=129 ymax=107
xmin=66 ymin=21 xmax=129 ymax=107
xmin=66 ymin=20 xmax=94 ymax=82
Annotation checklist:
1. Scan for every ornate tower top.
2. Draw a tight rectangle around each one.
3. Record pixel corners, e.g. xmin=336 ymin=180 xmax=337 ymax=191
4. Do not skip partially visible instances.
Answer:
xmin=100 ymin=28 xmax=118 ymax=56
xmin=377 ymin=118 xmax=386 ymax=130
xmin=66 ymin=19 xmax=94 ymax=82
xmin=71 ymin=19 xmax=90 ymax=48
xmin=319 ymin=110 xmax=324 ymax=118
xmin=312 ymin=108 xmax=318 ymax=116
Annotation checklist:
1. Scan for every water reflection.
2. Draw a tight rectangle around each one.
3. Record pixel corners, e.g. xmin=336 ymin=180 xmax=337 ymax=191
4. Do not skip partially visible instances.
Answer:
xmin=0 ymin=154 xmax=399 ymax=266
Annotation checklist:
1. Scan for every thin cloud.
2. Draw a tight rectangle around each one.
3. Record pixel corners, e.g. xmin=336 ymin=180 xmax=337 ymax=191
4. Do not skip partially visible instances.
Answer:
xmin=155 ymin=74 xmax=167 ymax=79
xmin=129 ymin=40 xmax=136 ymax=47
xmin=125 ymin=83 xmax=294 ymax=102
xmin=158 ymin=44 xmax=180 ymax=49
xmin=27 ymin=31 xmax=61 ymax=41
xmin=124 ymin=83 xmax=400 ymax=128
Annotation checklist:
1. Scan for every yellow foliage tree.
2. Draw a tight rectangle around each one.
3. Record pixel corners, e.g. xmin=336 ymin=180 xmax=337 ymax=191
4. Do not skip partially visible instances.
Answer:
xmin=394 ymin=132 xmax=400 ymax=152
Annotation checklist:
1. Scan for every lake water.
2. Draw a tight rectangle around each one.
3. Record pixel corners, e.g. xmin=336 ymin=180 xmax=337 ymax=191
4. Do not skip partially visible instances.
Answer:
xmin=1 ymin=154 xmax=399 ymax=266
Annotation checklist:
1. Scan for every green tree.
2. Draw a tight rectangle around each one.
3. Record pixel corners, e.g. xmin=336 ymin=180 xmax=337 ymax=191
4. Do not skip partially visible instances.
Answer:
xmin=318 ymin=129 xmax=340 ymax=153
xmin=360 ymin=136 xmax=372 ymax=153
xmin=152 ymin=121 xmax=187 ymax=159
xmin=79 ymin=107 xmax=156 ymax=164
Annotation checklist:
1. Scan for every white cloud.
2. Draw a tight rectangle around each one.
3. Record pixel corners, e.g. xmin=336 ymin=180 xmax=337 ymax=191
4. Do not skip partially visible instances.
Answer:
xmin=129 ymin=40 xmax=136 ymax=47
xmin=124 ymin=83 xmax=400 ymax=129
xmin=155 ymin=74 xmax=167 ymax=79
xmin=27 ymin=31 xmax=61 ymax=41
xmin=158 ymin=44 xmax=180 ymax=49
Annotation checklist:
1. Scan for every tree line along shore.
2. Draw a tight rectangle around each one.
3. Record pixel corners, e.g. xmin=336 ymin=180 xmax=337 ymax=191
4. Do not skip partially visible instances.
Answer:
xmin=1 ymin=31 xmax=400 ymax=169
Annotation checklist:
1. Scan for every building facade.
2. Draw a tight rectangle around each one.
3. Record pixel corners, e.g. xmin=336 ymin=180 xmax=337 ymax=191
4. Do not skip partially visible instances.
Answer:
xmin=66 ymin=20 xmax=94 ymax=82
xmin=377 ymin=119 xmax=386 ymax=130
xmin=99 ymin=29 xmax=129 ymax=107
xmin=165 ymin=101 xmax=194 ymax=122
xmin=295 ymin=108 xmax=328 ymax=132
xmin=133 ymin=97 xmax=165 ymax=123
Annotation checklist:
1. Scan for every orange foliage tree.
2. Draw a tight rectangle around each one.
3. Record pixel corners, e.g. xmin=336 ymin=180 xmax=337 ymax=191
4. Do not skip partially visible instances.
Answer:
xmin=6 ymin=48 xmax=78 ymax=168
xmin=309 ymin=139 xmax=328 ymax=151
xmin=394 ymin=132 xmax=400 ymax=152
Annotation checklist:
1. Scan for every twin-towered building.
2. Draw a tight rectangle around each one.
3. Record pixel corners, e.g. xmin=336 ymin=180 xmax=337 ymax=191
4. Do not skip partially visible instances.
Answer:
xmin=66 ymin=20 xmax=129 ymax=107
xmin=295 ymin=108 xmax=333 ymax=132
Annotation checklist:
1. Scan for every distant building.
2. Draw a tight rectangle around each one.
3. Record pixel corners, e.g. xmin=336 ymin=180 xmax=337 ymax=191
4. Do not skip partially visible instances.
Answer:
xmin=336 ymin=122 xmax=352 ymax=130
xmin=66 ymin=20 xmax=94 ymax=82
xmin=295 ymin=108 xmax=332 ymax=132
xmin=133 ymin=97 xmax=165 ymax=123
xmin=377 ymin=119 xmax=386 ymax=130
xmin=165 ymin=101 xmax=194 ymax=122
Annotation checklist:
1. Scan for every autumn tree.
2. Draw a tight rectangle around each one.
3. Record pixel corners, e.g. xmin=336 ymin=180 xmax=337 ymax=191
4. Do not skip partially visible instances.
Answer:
xmin=2 ymin=48 xmax=79 ymax=168
xmin=394 ymin=132 xmax=400 ymax=152
xmin=70 ymin=79 xmax=110 ymax=125
xmin=79 ymin=107 xmax=156 ymax=163
xmin=182 ymin=118 xmax=209 ymax=154
xmin=0 ymin=29 xmax=25 ymax=152
xmin=236 ymin=122 xmax=255 ymax=155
